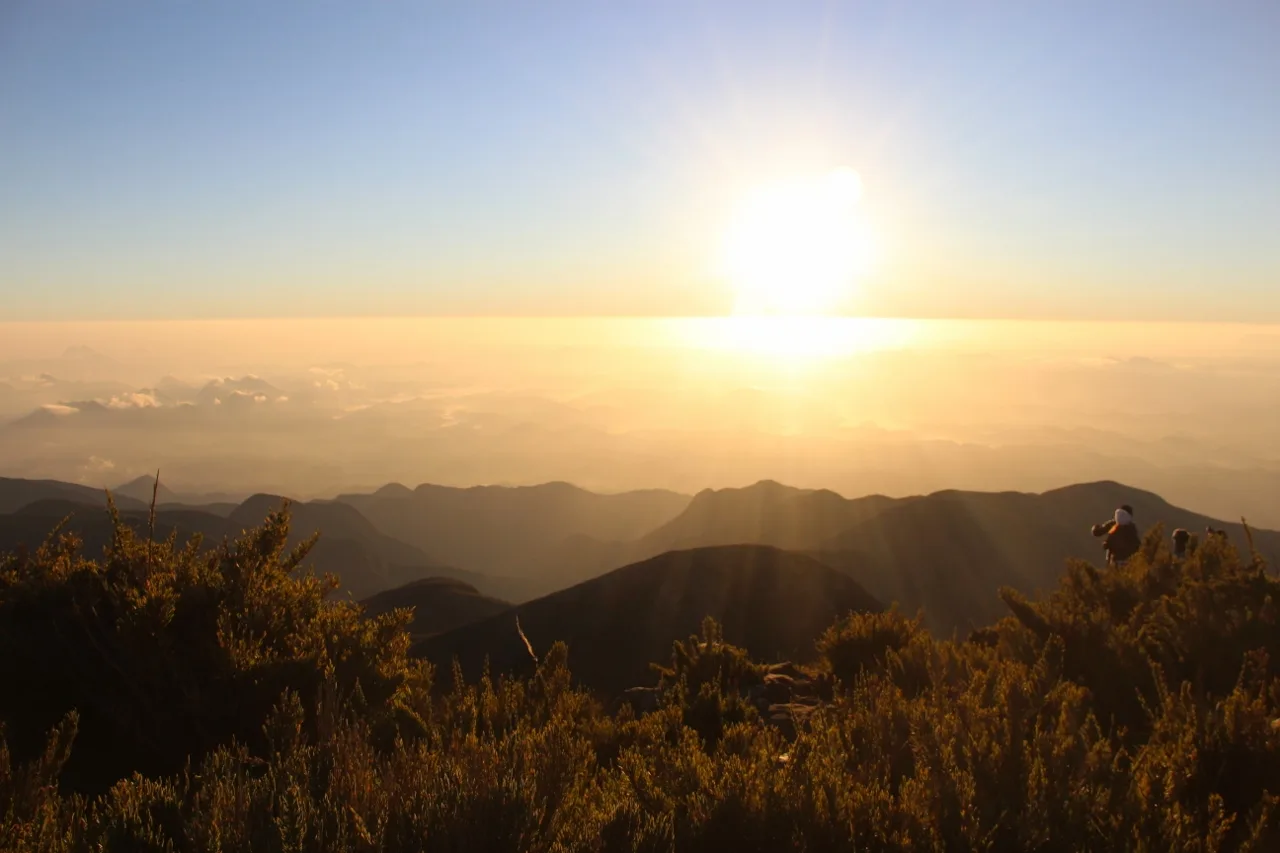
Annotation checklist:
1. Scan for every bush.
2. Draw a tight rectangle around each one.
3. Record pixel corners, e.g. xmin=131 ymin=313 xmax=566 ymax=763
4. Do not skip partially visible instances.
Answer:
xmin=3 ymin=510 xmax=1280 ymax=851
xmin=0 ymin=500 xmax=430 ymax=793
xmin=815 ymin=606 xmax=925 ymax=687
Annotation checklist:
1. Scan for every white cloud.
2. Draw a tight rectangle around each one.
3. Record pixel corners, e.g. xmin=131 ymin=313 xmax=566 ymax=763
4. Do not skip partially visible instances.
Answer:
xmin=85 ymin=456 xmax=115 ymax=473
xmin=105 ymin=391 xmax=161 ymax=409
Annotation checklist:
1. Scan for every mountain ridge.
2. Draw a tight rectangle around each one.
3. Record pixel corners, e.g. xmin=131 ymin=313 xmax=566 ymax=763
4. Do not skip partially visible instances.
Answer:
xmin=414 ymin=543 xmax=882 ymax=696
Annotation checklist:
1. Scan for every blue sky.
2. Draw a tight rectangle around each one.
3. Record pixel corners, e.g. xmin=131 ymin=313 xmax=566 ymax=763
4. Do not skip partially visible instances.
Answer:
xmin=1 ymin=1 xmax=1277 ymax=320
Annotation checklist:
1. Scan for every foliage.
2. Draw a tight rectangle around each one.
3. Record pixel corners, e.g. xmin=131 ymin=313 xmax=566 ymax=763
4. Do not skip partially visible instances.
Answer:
xmin=816 ymin=605 xmax=926 ymax=688
xmin=3 ymin=508 xmax=1280 ymax=850
xmin=0 ymin=500 xmax=430 ymax=793
xmin=652 ymin=617 xmax=763 ymax=748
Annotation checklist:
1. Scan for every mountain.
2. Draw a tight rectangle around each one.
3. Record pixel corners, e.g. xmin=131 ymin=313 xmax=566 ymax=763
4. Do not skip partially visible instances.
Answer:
xmin=635 ymin=480 xmax=897 ymax=553
xmin=7 ymin=474 xmax=1274 ymax=642
xmin=360 ymin=577 xmax=510 ymax=639
xmin=813 ymin=481 xmax=1280 ymax=636
xmin=113 ymin=475 xmax=244 ymax=509
xmin=336 ymin=481 xmax=691 ymax=590
xmin=0 ymin=499 xmax=232 ymax=559
xmin=414 ymin=544 xmax=881 ymax=696
xmin=0 ymin=477 xmax=148 ymax=514
xmin=603 ymin=479 xmax=1280 ymax=638
xmin=113 ymin=475 xmax=181 ymax=505
xmin=0 ymin=495 xmax=491 ymax=601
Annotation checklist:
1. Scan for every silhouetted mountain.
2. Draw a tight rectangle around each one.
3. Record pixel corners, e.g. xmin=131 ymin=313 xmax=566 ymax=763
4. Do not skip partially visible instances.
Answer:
xmin=113 ymin=474 xmax=244 ymax=509
xmin=372 ymin=482 xmax=415 ymax=499
xmin=157 ymin=501 xmax=240 ymax=517
xmin=0 ymin=477 xmax=147 ymax=514
xmin=113 ymin=475 xmax=181 ymax=505
xmin=337 ymin=481 xmax=690 ymax=589
xmin=0 ymin=495 xmax=496 ymax=601
xmin=226 ymin=495 xmax=486 ymax=598
xmin=0 ymin=499 xmax=232 ymax=559
xmin=611 ymin=479 xmax=1280 ymax=637
xmin=361 ymin=577 xmax=510 ymax=639
xmin=814 ymin=482 xmax=1280 ymax=635
xmin=635 ymin=480 xmax=897 ymax=552
xmin=7 ymin=474 xmax=1273 ymax=641
xmin=415 ymin=544 xmax=881 ymax=696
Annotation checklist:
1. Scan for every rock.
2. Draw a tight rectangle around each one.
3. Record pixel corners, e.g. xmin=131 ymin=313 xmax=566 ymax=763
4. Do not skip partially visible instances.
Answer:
xmin=766 ymin=662 xmax=807 ymax=681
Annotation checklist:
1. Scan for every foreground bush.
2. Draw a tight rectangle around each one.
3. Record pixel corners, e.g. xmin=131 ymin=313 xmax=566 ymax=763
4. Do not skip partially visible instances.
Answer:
xmin=2 ymin=509 xmax=1279 ymax=851
xmin=0 ymin=501 xmax=430 ymax=793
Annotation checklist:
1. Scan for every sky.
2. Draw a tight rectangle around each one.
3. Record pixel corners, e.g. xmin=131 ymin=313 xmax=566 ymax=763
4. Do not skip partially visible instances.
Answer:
xmin=2 ymin=1 xmax=1278 ymax=321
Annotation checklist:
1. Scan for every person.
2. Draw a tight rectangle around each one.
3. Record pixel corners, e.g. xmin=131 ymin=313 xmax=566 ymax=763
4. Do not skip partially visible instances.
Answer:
xmin=1091 ymin=504 xmax=1140 ymax=567
xmin=1172 ymin=528 xmax=1191 ymax=560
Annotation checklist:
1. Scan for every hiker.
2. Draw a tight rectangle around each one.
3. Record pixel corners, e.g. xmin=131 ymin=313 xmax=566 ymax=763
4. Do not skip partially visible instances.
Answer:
xmin=1091 ymin=504 xmax=1140 ymax=567
xmin=1172 ymin=528 xmax=1191 ymax=559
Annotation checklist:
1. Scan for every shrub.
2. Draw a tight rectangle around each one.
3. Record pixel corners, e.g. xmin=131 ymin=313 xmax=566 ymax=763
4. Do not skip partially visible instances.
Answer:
xmin=0 ymin=501 xmax=430 ymax=793
xmin=3 ymin=511 xmax=1280 ymax=851
xmin=815 ymin=606 xmax=924 ymax=684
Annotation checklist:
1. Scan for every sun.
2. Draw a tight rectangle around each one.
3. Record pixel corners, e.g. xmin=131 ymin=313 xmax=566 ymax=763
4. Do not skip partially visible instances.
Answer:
xmin=719 ymin=168 xmax=874 ymax=316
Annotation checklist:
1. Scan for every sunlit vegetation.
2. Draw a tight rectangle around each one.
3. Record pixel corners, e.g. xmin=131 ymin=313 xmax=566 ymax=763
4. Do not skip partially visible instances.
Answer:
xmin=3 ymin=505 xmax=1279 ymax=851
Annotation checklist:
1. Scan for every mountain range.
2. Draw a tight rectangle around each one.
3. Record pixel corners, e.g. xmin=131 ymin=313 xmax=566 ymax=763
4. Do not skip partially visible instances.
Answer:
xmin=1 ymin=474 xmax=1275 ymax=653
xmin=334 ymin=481 xmax=691 ymax=588
xmin=0 ymin=489 xmax=478 ymax=600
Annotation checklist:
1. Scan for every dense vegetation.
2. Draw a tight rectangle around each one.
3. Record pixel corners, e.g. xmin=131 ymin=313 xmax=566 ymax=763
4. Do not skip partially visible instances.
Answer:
xmin=3 ymin=502 xmax=1279 ymax=851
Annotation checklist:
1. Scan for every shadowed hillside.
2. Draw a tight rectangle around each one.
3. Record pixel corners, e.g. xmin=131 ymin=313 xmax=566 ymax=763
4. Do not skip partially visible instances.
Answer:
xmin=0 ymin=477 xmax=148 ymax=514
xmin=415 ymin=544 xmax=881 ymax=696
xmin=0 ymin=496 xmax=496 ymax=601
xmin=588 ymin=479 xmax=1280 ymax=636
xmin=361 ymin=577 xmax=510 ymax=639
xmin=815 ymin=481 xmax=1280 ymax=634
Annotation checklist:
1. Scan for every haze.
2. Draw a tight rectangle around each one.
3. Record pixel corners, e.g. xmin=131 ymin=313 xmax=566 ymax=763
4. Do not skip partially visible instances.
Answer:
xmin=1 ymin=317 xmax=1276 ymax=526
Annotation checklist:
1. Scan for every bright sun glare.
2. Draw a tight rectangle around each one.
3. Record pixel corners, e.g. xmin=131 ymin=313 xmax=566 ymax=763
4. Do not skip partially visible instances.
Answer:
xmin=720 ymin=167 xmax=874 ymax=317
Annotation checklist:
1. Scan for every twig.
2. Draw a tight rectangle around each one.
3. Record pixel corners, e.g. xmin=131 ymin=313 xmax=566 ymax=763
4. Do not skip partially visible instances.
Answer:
xmin=516 ymin=615 xmax=538 ymax=665
xmin=147 ymin=469 xmax=160 ymax=574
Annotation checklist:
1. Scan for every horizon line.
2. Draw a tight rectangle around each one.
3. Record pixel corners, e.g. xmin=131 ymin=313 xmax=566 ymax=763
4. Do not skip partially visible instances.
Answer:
xmin=2 ymin=315 xmax=1279 ymax=327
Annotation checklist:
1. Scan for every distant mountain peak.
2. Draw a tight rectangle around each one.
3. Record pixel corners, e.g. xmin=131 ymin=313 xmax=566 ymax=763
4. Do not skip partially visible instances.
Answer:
xmin=113 ymin=475 xmax=179 ymax=504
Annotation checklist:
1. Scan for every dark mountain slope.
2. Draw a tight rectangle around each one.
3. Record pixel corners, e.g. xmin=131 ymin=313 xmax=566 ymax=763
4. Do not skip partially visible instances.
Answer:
xmin=0 ymin=477 xmax=148 ymax=514
xmin=361 ymin=577 xmax=510 ymax=639
xmin=336 ymin=481 xmax=690 ymax=583
xmin=0 ymin=497 xmax=486 ymax=601
xmin=228 ymin=494 xmax=471 ymax=597
xmin=415 ymin=544 xmax=881 ymax=696
xmin=0 ymin=500 xmax=230 ymax=553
